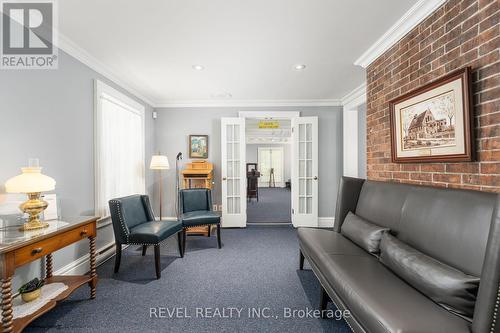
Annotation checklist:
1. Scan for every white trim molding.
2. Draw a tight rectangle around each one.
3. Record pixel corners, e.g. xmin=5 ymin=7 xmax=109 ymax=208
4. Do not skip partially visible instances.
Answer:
xmin=354 ymin=0 xmax=447 ymax=68
xmin=56 ymin=33 xmax=156 ymax=106
xmin=54 ymin=241 xmax=116 ymax=276
xmin=155 ymin=99 xmax=342 ymax=108
xmin=341 ymin=82 xmax=367 ymax=107
xmin=238 ymin=111 xmax=300 ymax=119
xmin=342 ymin=83 xmax=367 ymax=178
xmin=318 ymin=217 xmax=335 ymax=228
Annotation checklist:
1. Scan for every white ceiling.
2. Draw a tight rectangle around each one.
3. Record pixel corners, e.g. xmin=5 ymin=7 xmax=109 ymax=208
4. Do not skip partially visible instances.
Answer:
xmin=58 ymin=0 xmax=417 ymax=105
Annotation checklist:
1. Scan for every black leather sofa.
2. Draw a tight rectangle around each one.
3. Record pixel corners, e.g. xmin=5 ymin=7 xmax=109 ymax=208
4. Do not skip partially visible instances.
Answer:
xmin=298 ymin=176 xmax=500 ymax=333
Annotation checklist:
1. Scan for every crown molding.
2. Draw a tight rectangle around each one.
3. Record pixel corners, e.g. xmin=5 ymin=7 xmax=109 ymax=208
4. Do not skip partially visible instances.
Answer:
xmin=341 ymin=82 xmax=366 ymax=108
xmin=354 ymin=0 xmax=447 ymax=68
xmin=55 ymin=33 xmax=156 ymax=107
xmin=155 ymin=99 xmax=342 ymax=108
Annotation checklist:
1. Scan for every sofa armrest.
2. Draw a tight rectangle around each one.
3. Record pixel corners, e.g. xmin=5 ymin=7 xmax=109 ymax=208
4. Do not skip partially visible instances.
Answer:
xmin=333 ymin=176 xmax=365 ymax=232
xmin=473 ymin=194 xmax=500 ymax=333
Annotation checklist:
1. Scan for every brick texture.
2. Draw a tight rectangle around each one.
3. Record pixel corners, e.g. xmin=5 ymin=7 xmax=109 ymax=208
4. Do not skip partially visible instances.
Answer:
xmin=366 ymin=0 xmax=500 ymax=192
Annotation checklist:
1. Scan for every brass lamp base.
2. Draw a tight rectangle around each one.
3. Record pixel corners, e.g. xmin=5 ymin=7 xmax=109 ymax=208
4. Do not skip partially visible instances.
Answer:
xmin=19 ymin=192 xmax=50 ymax=231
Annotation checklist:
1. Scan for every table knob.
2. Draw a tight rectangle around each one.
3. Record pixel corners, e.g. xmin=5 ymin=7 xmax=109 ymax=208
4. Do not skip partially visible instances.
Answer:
xmin=31 ymin=247 xmax=43 ymax=255
xmin=80 ymin=230 xmax=88 ymax=237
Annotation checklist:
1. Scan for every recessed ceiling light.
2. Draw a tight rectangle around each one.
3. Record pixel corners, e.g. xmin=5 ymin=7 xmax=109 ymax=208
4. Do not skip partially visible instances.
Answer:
xmin=294 ymin=64 xmax=306 ymax=71
xmin=192 ymin=65 xmax=204 ymax=71
xmin=210 ymin=92 xmax=232 ymax=99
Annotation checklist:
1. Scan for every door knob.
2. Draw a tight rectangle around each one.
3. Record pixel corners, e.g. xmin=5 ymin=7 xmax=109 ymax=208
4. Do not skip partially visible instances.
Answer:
xmin=222 ymin=177 xmax=227 ymax=181
xmin=313 ymin=176 xmax=318 ymax=180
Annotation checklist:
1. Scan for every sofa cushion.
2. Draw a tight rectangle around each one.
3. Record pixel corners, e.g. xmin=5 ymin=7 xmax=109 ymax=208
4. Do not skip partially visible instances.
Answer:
xmin=182 ymin=210 xmax=220 ymax=227
xmin=319 ymin=253 xmax=470 ymax=333
xmin=397 ymin=187 xmax=495 ymax=277
xmin=341 ymin=212 xmax=389 ymax=254
xmin=129 ymin=220 xmax=182 ymax=244
xmin=379 ymin=233 xmax=479 ymax=321
xmin=298 ymin=228 xmax=370 ymax=266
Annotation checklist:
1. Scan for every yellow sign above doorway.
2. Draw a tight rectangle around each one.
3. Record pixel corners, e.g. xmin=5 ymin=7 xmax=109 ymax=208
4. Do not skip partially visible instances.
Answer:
xmin=258 ymin=121 xmax=280 ymax=129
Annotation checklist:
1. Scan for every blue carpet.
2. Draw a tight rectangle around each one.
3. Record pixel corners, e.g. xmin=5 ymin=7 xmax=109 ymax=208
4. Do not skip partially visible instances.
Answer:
xmin=26 ymin=226 xmax=351 ymax=332
xmin=247 ymin=188 xmax=291 ymax=223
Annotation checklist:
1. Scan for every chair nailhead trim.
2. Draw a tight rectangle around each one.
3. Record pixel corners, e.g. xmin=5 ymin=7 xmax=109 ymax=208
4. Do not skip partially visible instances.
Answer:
xmin=110 ymin=200 xmax=130 ymax=243
xmin=491 ymin=283 xmax=500 ymax=333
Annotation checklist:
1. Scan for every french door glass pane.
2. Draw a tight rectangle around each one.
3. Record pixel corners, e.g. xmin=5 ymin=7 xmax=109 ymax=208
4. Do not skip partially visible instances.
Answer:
xmin=306 ymin=179 xmax=312 ymax=196
xmin=299 ymin=198 xmax=305 ymax=213
xmin=306 ymin=197 xmax=312 ymax=214
xmin=306 ymin=124 xmax=312 ymax=141
xmin=225 ymin=123 xmax=241 ymax=215
xmin=227 ymin=125 xmax=233 ymax=141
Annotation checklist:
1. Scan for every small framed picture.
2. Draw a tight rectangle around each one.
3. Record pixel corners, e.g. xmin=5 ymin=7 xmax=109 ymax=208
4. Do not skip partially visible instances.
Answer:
xmin=389 ymin=67 xmax=474 ymax=163
xmin=189 ymin=135 xmax=209 ymax=159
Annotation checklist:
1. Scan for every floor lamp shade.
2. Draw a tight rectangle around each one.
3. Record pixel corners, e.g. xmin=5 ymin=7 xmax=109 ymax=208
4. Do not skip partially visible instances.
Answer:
xmin=150 ymin=155 xmax=170 ymax=170
xmin=150 ymin=155 xmax=169 ymax=219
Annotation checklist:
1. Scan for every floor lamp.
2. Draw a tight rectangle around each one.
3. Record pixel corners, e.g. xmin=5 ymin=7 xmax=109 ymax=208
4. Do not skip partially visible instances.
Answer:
xmin=150 ymin=154 xmax=170 ymax=219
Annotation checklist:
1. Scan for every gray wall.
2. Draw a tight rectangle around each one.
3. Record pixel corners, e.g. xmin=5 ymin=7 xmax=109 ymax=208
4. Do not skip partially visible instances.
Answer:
xmin=154 ymin=106 xmax=343 ymax=218
xmin=246 ymin=143 xmax=291 ymax=184
xmin=0 ymin=49 xmax=155 ymax=289
xmin=357 ymin=103 xmax=367 ymax=179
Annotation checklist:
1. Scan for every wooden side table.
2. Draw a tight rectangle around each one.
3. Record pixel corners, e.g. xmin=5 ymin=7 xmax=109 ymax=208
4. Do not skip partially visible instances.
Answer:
xmin=0 ymin=216 xmax=98 ymax=332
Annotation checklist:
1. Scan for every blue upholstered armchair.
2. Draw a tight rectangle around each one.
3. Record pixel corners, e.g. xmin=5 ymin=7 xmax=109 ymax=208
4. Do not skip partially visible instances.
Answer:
xmin=180 ymin=188 xmax=221 ymax=252
xmin=109 ymin=194 xmax=184 ymax=279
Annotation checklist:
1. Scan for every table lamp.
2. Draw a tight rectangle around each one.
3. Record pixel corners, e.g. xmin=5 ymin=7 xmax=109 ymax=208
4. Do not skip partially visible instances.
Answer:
xmin=150 ymin=154 xmax=169 ymax=219
xmin=5 ymin=159 xmax=56 ymax=230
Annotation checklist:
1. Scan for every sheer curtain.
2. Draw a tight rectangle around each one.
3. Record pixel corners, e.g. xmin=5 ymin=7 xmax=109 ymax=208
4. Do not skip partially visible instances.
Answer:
xmin=95 ymin=81 xmax=145 ymax=219
xmin=258 ymin=147 xmax=284 ymax=186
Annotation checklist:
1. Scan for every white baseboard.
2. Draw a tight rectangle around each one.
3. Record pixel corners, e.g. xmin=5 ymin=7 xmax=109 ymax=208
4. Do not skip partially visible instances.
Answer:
xmin=318 ymin=217 xmax=335 ymax=228
xmin=53 ymin=241 xmax=116 ymax=276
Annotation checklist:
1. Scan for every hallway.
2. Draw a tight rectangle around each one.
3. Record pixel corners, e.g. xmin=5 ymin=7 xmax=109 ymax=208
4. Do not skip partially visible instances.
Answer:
xmin=247 ymin=187 xmax=291 ymax=223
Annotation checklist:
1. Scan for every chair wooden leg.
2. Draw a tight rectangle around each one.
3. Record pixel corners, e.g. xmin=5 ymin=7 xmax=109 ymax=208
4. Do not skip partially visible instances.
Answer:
xmin=216 ymin=223 xmax=222 ymax=249
xmin=142 ymin=245 xmax=147 ymax=256
xmin=182 ymin=229 xmax=187 ymax=254
xmin=114 ymin=243 xmax=122 ymax=273
xmin=177 ymin=231 xmax=184 ymax=258
xmin=320 ymin=285 xmax=330 ymax=318
xmin=299 ymin=250 xmax=305 ymax=270
xmin=154 ymin=245 xmax=161 ymax=279
xmin=207 ymin=225 xmax=211 ymax=237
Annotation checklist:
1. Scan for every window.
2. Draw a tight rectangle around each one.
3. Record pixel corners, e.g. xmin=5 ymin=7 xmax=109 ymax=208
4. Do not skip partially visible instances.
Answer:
xmin=258 ymin=147 xmax=284 ymax=187
xmin=94 ymin=80 xmax=145 ymax=219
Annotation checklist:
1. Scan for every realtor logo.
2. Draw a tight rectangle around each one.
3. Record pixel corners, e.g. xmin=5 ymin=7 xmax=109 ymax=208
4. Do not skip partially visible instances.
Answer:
xmin=1 ymin=0 xmax=58 ymax=69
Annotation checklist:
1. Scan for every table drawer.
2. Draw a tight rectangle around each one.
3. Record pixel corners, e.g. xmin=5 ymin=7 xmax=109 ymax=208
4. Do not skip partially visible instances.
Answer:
xmin=14 ymin=223 xmax=96 ymax=267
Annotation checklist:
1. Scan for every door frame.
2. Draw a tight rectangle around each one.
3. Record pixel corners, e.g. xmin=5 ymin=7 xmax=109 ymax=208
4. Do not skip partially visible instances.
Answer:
xmin=238 ymin=111 xmax=300 ymax=226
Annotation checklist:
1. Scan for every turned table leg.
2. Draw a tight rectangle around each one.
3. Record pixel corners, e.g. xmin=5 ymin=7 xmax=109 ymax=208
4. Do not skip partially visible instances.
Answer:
xmin=45 ymin=253 xmax=53 ymax=279
xmin=1 ymin=277 xmax=13 ymax=333
xmin=89 ymin=236 xmax=97 ymax=299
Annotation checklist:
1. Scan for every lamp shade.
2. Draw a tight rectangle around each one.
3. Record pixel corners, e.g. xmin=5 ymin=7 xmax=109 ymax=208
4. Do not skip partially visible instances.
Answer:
xmin=150 ymin=155 xmax=170 ymax=170
xmin=5 ymin=167 xmax=56 ymax=193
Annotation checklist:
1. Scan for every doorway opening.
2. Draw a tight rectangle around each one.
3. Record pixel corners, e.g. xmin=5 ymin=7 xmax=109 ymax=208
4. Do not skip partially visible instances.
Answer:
xmin=220 ymin=112 xmax=318 ymax=228
xmin=245 ymin=118 xmax=292 ymax=224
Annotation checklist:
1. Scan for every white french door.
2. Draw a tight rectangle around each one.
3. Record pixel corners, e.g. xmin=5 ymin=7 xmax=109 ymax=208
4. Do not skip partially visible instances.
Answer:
xmin=291 ymin=117 xmax=318 ymax=227
xmin=221 ymin=118 xmax=246 ymax=227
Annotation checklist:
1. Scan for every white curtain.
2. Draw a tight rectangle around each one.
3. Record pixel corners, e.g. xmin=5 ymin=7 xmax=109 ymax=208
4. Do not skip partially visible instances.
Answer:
xmin=258 ymin=147 xmax=284 ymax=186
xmin=95 ymin=86 xmax=145 ymax=219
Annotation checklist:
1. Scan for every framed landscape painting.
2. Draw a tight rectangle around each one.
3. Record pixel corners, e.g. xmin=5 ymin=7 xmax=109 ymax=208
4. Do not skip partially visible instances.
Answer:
xmin=189 ymin=135 xmax=208 ymax=158
xmin=389 ymin=67 xmax=473 ymax=163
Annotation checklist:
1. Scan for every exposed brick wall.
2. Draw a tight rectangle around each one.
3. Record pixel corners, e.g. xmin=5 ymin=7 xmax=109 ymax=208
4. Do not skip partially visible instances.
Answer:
xmin=366 ymin=0 xmax=499 ymax=192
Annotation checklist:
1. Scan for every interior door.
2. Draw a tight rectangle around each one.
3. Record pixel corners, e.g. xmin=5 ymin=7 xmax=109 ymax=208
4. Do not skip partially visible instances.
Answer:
xmin=221 ymin=118 xmax=246 ymax=227
xmin=291 ymin=117 xmax=318 ymax=227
